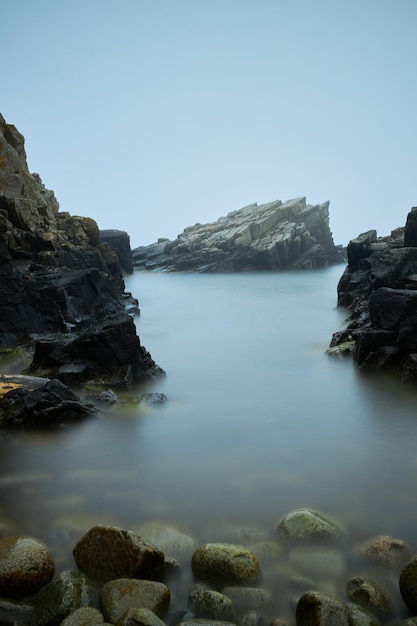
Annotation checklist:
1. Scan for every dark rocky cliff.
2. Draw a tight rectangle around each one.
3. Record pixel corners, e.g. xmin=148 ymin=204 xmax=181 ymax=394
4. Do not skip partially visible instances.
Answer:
xmin=328 ymin=208 xmax=417 ymax=382
xmin=0 ymin=114 xmax=163 ymax=390
xmin=132 ymin=197 xmax=345 ymax=272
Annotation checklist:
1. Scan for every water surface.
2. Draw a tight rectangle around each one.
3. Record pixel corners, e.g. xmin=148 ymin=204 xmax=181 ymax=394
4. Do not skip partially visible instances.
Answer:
xmin=1 ymin=265 xmax=417 ymax=613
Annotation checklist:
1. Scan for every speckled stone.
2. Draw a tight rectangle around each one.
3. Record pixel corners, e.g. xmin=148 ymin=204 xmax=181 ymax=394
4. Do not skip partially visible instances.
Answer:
xmin=346 ymin=576 xmax=392 ymax=616
xmin=191 ymin=543 xmax=261 ymax=587
xmin=188 ymin=586 xmax=235 ymax=622
xmin=0 ymin=536 xmax=55 ymax=599
xmin=400 ymin=556 xmax=417 ymax=614
xmin=60 ymin=606 xmax=104 ymax=626
xmin=277 ymin=509 xmax=345 ymax=543
xmin=296 ymin=591 xmax=350 ymax=625
xmin=73 ymin=524 xmax=165 ymax=583
xmin=31 ymin=570 xmax=99 ymax=626
xmin=358 ymin=535 xmax=411 ymax=568
xmin=100 ymin=578 xmax=170 ymax=624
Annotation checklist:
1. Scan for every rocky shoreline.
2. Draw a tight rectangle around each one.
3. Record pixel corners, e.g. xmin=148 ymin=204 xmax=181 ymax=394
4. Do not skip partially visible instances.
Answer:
xmin=328 ymin=207 xmax=417 ymax=383
xmin=1 ymin=508 xmax=417 ymax=625
xmin=0 ymin=114 xmax=164 ymax=426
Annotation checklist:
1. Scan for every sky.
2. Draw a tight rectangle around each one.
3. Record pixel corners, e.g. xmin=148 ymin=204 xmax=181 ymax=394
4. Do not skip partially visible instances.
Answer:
xmin=2 ymin=0 xmax=417 ymax=248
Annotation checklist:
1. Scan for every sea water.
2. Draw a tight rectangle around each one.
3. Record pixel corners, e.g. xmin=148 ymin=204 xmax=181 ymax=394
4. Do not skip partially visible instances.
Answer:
xmin=1 ymin=264 xmax=417 ymax=610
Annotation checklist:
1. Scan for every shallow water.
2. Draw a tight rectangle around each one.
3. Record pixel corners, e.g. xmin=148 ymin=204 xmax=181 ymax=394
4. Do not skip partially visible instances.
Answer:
xmin=1 ymin=265 xmax=417 ymax=617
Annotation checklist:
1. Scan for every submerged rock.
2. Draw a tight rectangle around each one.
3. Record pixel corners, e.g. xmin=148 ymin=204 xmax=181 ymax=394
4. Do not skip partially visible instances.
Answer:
xmin=191 ymin=543 xmax=261 ymax=587
xmin=132 ymin=197 xmax=344 ymax=272
xmin=100 ymin=578 xmax=170 ymax=623
xmin=295 ymin=590 xmax=350 ymax=625
xmin=346 ymin=576 xmax=392 ymax=617
xmin=357 ymin=535 xmax=411 ymax=569
xmin=277 ymin=508 xmax=345 ymax=543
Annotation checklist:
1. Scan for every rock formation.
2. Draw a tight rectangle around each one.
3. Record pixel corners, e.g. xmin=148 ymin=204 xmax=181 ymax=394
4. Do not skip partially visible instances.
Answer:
xmin=132 ymin=197 xmax=344 ymax=272
xmin=328 ymin=208 xmax=417 ymax=382
xmin=0 ymin=114 xmax=163 ymax=403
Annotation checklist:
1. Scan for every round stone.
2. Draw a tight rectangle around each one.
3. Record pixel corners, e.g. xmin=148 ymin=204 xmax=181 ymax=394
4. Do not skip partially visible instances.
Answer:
xmin=191 ymin=543 xmax=261 ymax=587
xmin=0 ymin=536 xmax=55 ymax=599
xmin=277 ymin=508 xmax=345 ymax=542
xmin=400 ymin=556 xmax=417 ymax=614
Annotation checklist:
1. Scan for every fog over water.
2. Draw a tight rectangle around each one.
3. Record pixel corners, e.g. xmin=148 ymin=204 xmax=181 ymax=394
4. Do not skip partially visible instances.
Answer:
xmin=2 ymin=265 xmax=417 ymax=616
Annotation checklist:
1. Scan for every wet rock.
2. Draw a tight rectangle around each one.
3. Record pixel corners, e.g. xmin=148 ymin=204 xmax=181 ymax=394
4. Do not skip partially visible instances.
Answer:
xmin=399 ymin=556 xmax=417 ymax=614
xmin=73 ymin=525 xmax=165 ymax=583
xmin=277 ymin=508 xmax=345 ymax=543
xmin=295 ymin=590 xmax=350 ymax=625
xmin=60 ymin=606 xmax=104 ymax=626
xmin=357 ymin=535 xmax=411 ymax=569
xmin=31 ymin=570 xmax=99 ymax=626
xmin=222 ymin=587 xmax=272 ymax=617
xmin=188 ymin=586 xmax=235 ymax=621
xmin=191 ymin=543 xmax=261 ymax=587
xmin=116 ymin=607 xmax=168 ymax=626
xmin=0 ymin=377 xmax=95 ymax=427
xmin=100 ymin=578 xmax=170 ymax=623
xmin=346 ymin=576 xmax=392 ymax=617
xmin=345 ymin=602 xmax=381 ymax=626
xmin=136 ymin=393 xmax=168 ymax=406
xmin=248 ymin=541 xmax=283 ymax=566
xmin=0 ymin=535 xmax=55 ymax=599
xmin=288 ymin=545 xmax=346 ymax=579
xmin=85 ymin=388 xmax=122 ymax=406
xmin=135 ymin=523 xmax=197 ymax=565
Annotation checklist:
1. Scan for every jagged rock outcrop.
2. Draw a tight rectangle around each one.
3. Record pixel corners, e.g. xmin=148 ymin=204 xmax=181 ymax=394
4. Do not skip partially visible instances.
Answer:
xmin=328 ymin=208 xmax=417 ymax=382
xmin=132 ymin=197 xmax=344 ymax=272
xmin=0 ymin=114 xmax=163 ymax=397
xmin=99 ymin=229 xmax=134 ymax=274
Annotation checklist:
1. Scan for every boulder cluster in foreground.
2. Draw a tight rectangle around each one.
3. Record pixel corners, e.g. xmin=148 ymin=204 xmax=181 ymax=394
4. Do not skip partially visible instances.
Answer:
xmin=1 ymin=509 xmax=417 ymax=625
xmin=132 ymin=198 xmax=345 ymax=272
xmin=328 ymin=207 xmax=417 ymax=382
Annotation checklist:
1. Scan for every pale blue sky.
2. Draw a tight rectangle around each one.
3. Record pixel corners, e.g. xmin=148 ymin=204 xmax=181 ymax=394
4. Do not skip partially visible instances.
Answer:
xmin=2 ymin=0 xmax=417 ymax=247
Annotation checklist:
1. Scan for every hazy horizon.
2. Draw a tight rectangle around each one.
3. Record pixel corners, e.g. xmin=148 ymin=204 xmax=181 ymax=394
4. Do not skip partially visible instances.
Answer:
xmin=3 ymin=0 xmax=417 ymax=248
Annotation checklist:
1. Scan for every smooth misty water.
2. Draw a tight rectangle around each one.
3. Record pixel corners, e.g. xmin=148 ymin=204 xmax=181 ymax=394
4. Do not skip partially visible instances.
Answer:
xmin=1 ymin=264 xmax=417 ymax=616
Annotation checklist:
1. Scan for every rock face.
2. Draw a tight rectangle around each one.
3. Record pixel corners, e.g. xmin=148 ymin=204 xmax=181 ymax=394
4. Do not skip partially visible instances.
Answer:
xmin=99 ymin=229 xmax=134 ymax=274
xmin=0 ymin=375 xmax=95 ymax=427
xmin=0 ymin=114 xmax=162 ymax=395
xmin=328 ymin=208 xmax=417 ymax=382
xmin=132 ymin=197 xmax=344 ymax=272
